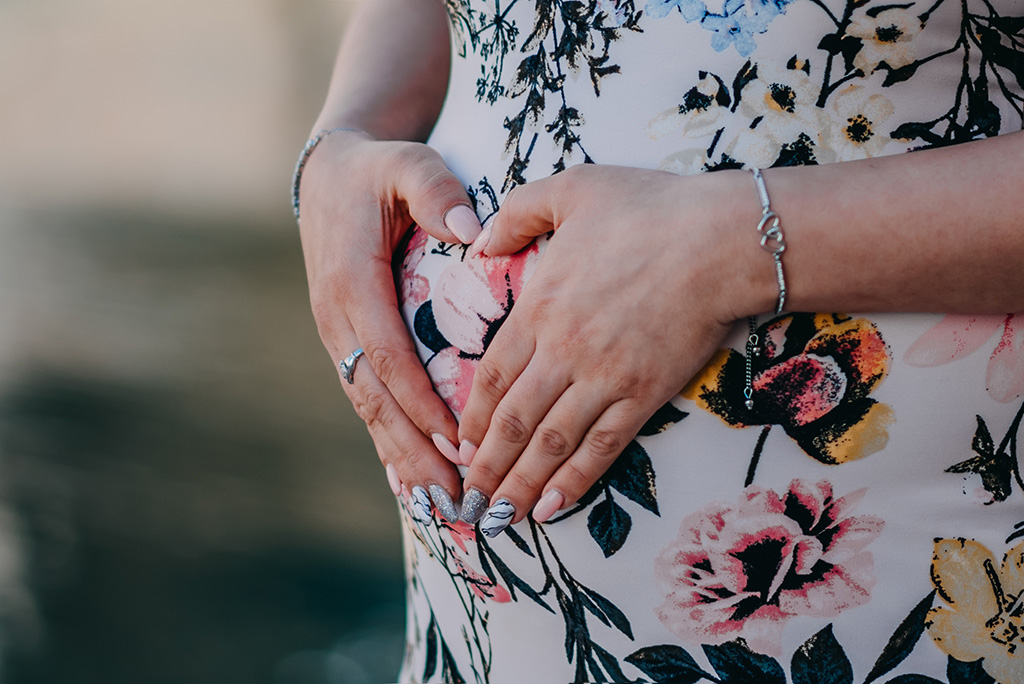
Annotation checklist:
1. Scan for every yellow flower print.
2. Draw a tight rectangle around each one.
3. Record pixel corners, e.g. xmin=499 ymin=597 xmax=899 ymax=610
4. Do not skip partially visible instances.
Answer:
xmin=847 ymin=6 xmax=922 ymax=75
xmin=684 ymin=313 xmax=894 ymax=470
xmin=928 ymin=538 xmax=1024 ymax=683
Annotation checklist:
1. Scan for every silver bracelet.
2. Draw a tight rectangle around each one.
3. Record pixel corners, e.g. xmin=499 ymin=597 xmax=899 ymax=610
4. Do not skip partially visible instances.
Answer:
xmin=744 ymin=168 xmax=788 ymax=411
xmin=291 ymin=127 xmax=365 ymax=224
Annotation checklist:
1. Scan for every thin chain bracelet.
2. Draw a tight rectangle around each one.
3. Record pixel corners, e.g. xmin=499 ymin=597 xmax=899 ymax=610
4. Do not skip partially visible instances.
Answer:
xmin=291 ymin=127 xmax=365 ymax=224
xmin=744 ymin=168 xmax=789 ymax=411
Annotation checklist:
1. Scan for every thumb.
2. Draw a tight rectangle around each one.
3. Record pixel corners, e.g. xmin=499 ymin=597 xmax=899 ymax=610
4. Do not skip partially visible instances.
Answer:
xmin=470 ymin=179 xmax=559 ymax=257
xmin=394 ymin=148 xmax=482 ymax=244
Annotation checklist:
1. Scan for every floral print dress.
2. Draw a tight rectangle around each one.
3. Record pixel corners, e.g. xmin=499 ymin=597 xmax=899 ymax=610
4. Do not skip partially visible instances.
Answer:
xmin=394 ymin=1 xmax=1024 ymax=682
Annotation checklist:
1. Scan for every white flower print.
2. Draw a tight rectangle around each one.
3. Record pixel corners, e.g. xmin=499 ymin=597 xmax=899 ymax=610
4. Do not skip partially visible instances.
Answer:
xmin=847 ymin=6 xmax=922 ymax=74
xmin=647 ymin=74 xmax=728 ymax=141
xmin=824 ymin=84 xmax=895 ymax=159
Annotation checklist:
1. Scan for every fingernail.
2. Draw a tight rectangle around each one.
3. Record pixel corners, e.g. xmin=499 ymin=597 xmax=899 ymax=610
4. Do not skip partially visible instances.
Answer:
xmin=458 ymin=440 xmax=478 ymax=466
xmin=467 ymin=223 xmax=492 ymax=259
xmin=443 ymin=205 xmax=482 ymax=243
xmin=385 ymin=464 xmax=402 ymax=496
xmin=428 ymin=484 xmax=459 ymax=522
xmin=410 ymin=486 xmax=432 ymax=523
xmin=431 ymin=433 xmax=461 ymax=465
xmin=532 ymin=490 xmax=565 ymax=524
xmin=480 ymin=499 xmax=515 ymax=537
xmin=460 ymin=488 xmax=489 ymax=524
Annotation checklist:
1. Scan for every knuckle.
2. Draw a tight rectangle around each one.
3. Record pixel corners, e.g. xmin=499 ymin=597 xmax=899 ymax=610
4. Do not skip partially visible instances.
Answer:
xmin=309 ymin=291 xmax=339 ymax=329
xmin=474 ymin=361 xmax=509 ymax=398
xmin=534 ymin=426 xmax=572 ymax=461
xmin=493 ymin=410 xmax=530 ymax=445
xmin=418 ymin=169 xmax=464 ymax=206
xmin=368 ymin=344 xmax=403 ymax=386
xmin=352 ymin=387 xmax=391 ymax=429
xmin=586 ymin=428 xmax=626 ymax=460
xmin=470 ymin=458 xmax=506 ymax=486
xmin=506 ymin=469 xmax=541 ymax=494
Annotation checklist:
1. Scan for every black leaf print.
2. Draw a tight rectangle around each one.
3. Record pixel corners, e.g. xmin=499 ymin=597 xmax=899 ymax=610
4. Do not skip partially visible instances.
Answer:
xmin=862 ymin=592 xmax=936 ymax=684
xmin=414 ymin=301 xmax=452 ymax=355
xmin=703 ymin=639 xmax=787 ymax=684
xmin=423 ymin=614 xmax=439 ymax=681
xmin=791 ymin=625 xmax=854 ymax=684
xmin=579 ymin=584 xmax=633 ymax=639
xmin=637 ymin=401 xmax=688 ymax=436
xmin=604 ymin=440 xmax=659 ymax=515
xmin=587 ymin=494 xmax=632 ymax=557
xmin=946 ymin=656 xmax=996 ymax=684
xmin=625 ymin=644 xmax=710 ymax=684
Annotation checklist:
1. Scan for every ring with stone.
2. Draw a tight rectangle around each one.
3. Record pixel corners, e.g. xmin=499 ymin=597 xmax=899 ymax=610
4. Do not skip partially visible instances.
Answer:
xmin=340 ymin=348 xmax=364 ymax=384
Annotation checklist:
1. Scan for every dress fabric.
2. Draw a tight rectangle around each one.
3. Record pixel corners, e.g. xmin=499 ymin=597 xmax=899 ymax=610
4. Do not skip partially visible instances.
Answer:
xmin=395 ymin=1 xmax=1024 ymax=682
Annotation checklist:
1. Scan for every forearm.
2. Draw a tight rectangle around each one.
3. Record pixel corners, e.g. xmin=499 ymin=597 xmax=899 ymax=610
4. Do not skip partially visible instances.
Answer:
xmin=741 ymin=133 xmax=1024 ymax=316
xmin=313 ymin=0 xmax=451 ymax=141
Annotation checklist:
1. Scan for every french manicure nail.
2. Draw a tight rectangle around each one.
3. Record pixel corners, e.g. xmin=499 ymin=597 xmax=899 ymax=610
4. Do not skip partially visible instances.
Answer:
xmin=431 ymin=433 xmax=461 ymax=465
xmin=458 ymin=440 xmax=478 ymax=466
xmin=467 ymin=223 xmax=492 ymax=259
xmin=480 ymin=499 xmax=515 ymax=537
xmin=410 ymin=486 xmax=433 ymax=523
xmin=532 ymin=490 xmax=565 ymax=524
xmin=428 ymin=484 xmax=459 ymax=522
xmin=385 ymin=464 xmax=402 ymax=496
xmin=460 ymin=488 xmax=489 ymax=524
xmin=443 ymin=204 xmax=483 ymax=243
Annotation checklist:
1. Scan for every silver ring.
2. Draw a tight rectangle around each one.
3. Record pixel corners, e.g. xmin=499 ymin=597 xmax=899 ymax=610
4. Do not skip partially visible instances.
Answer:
xmin=340 ymin=348 xmax=364 ymax=384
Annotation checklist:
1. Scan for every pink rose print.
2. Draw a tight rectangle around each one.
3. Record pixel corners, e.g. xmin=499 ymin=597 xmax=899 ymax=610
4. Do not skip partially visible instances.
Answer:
xmin=654 ymin=479 xmax=883 ymax=656
xmin=905 ymin=314 xmax=1024 ymax=403
xmin=399 ymin=235 xmax=542 ymax=417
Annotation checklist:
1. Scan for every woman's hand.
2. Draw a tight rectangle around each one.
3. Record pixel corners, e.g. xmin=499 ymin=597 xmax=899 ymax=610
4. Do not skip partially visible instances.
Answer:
xmin=456 ymin=165 xmax=773 ymax=534
xmin=299 ymin=130 xmax=485 ymax=521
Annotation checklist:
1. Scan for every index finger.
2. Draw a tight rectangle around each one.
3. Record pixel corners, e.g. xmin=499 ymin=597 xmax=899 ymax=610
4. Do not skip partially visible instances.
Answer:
xmin=343 ymin=254 xmax=461 ymax=450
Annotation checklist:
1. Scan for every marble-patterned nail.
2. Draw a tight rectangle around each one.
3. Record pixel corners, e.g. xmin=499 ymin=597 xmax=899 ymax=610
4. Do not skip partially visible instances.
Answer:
xmin=443 ymin=204 xmax=483 ymax=243
xmin=410 ymin=486 xmax=433 ymax=523
xmin=385 ymin=464 xmax=402 ymax=496
xmin=431 ymin=433 xmax=461 ymax=465
xmin=460 ymin=488 xmax=489 ymax=524
xmin=458 ymin=440 xmax=478 ymax=466
xmin=532 ymin=490 xmax=564 ymax=524
xmin=428 ymin=484 xmax=459 ymax=522
xmin=480 ymin=499 xmax=515 ymax=537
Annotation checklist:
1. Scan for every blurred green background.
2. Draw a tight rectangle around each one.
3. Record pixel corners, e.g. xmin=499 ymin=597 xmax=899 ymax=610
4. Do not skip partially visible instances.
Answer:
xmin=0 ymin=1 xmax=408 ymax=682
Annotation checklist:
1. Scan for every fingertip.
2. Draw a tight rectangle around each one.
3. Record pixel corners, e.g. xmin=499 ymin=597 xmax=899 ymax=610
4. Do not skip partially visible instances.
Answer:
xmin=532 ymin=489 xmax=565 ymax=523
xmin=443 ymin=204 xmax=483 ymax=244
xmin=458 ymin=440 xmax=478 ymax=466
xmin=385 ymin=463 xmax=402 ymax=496
xmin=432 ymin=433 xmax=461 ymax=465
xmin=467 ymin=221 xmax=492 ymax=258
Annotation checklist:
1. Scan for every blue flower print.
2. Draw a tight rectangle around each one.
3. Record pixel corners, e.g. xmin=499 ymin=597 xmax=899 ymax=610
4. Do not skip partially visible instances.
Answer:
xmin=703 ymin=7 xmax=762 ymax=55
xmin=646 ymin=0 xmax=706 ymax=22
xmin=650 ymin=0 xmax=795 ymax=56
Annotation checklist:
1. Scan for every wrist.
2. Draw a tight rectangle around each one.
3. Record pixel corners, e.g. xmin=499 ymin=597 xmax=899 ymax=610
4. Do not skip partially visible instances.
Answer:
xmin=685 ymin=169 xmax=780 ymax=321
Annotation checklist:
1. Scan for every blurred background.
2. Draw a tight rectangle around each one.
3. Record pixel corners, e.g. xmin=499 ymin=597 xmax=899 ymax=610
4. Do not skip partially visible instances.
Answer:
xmin=0 ymin=1 xmax=409 ymax=682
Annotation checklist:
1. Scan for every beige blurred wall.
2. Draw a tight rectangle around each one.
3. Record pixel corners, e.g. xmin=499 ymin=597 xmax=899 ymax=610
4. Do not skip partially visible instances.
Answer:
xmin=0 ymin=0 xmax=362 ymax=220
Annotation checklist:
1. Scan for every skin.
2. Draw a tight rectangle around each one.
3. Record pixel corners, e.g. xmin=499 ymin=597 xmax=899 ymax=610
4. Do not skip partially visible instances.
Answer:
xmin=301 ymin=0 xmax=1024 ymax=526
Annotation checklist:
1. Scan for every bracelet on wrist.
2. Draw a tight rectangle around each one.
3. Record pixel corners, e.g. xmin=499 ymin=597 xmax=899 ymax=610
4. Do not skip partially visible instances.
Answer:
xmin=743 ymin=167 xmax=789 ymax=411
xmin=291 ymin=127 xmax=365 ymax=225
